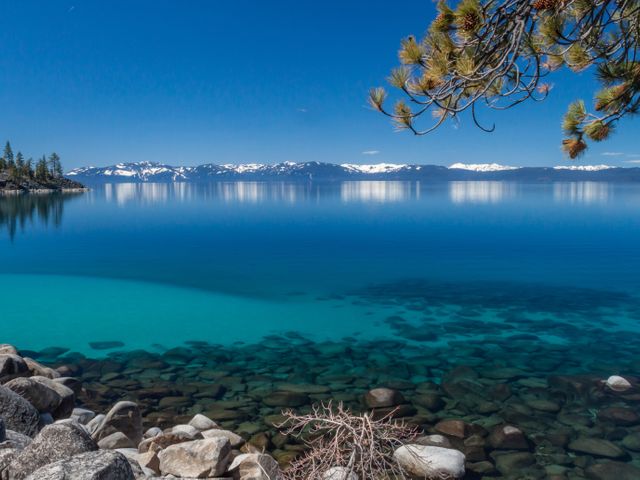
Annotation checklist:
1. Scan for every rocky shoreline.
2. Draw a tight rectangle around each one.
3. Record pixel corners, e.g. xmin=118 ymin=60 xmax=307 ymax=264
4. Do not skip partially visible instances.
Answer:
xmin=2 ymin=339 xmax=640 ymax=479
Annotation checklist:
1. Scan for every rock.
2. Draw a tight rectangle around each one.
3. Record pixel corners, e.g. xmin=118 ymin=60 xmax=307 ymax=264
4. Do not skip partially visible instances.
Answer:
xmin=585 ymin=461 xmax=640 ymax=480
xmin=22 ymin=358 xmax=60 ymax=379
xmin=415 ymin=434 xmax=452 ymax=448
xmin=201 ymin=428 xmax=244 ymax=448
xmin=4 ymin=377 xmax=65 ymax=414
xmin=70 ymin=408 xmax=95 ymax=425
xmin=136 ymin=450 xmax=160 ymax=475
xmin=2 ymin=429 xmax=33 ymax=450
xmin=0 ymin=354 xmax=28 ymax=383
xmin=170 ymin=424 xmax=201 ymax=437
xmin=413 ymin=392 xmax=445 ymax=411
xmin=138 ymin=431 xmax=200 ymax=453
xmin=32 ymin=376 xmax=76 ymax=419
xmin=228 ymin=452 xmax=282 ymax=479
xmin=144 ymin=427 xmax=162 ymax=438
xmin=0 ymin=385 xmax=40 ymax=437
xmin=89 ymin=341 xmax=125 ymax=350
xmin=605 ymin=375 xmax=632 ymax=392
xmin=493 ymin=451 xmax=536 ymax=475
xmin=54 ymin=377 xmax=82 ymax=396
xmin=621 ymin=432 xmax=640 ymax=451
xmin=0 ymin=344 xmax=18 ymax=355
xmin=434 ymin=419 xmax=471 ymax=439
xmin=157 ymin=437 xmax=231 ymax=478
xmin=568 ymin=437 xmax=626 ymax=458
xmin=6 ymin=422 xmax=97 ymax=479
xmin=598 ymin=407 xmax=639 ymax=426
xmin=85 ymin=414 xmax=105 ymax=435
xmin=188 ymin=413 xmax=218 ymax=431
xmin=323 ymin=466 xmax=358 ymax=480
xmin=364 ymin=388 xmax=405 ymax=408
xmin=394 ymin=445 xmax=465 ymax=479
xmin=23 ymin=450 xmax=134 ymax=480
xmin=98 ymin=431 xmax=136 ymax=449
xmin=0 ymin=417 xmax=5 ymax=442
xmin=262 ymin=391 xmax=309 ymax=407
xmin=92 ymin=401 xmax=143 ymax=445
xmin=488 ymin=424 xmax=529 ymax=450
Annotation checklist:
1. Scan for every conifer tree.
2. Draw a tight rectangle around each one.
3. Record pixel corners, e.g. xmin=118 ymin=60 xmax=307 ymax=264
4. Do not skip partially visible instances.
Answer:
xmin=3 ymin=141 xmax=14 ymax=167
xmin=35 ymin=156 xmax=49 ymax=181
xmin=48 ymin=152 xmax=63 ymax=178
xmin=371 ymin=0 xmax=640 ymax=158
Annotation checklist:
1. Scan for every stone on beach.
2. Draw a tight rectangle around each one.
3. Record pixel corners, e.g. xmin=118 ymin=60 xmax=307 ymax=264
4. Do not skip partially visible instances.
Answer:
xmin=157 ymin=437 xmax=231 ymax=478
xmin=228 ymin=452 xmax=282 ymax=479
xmin=97 ymin=431 xmax=136 ymax=449
xmin=92 ymin=401 xmax=143 ymax=445
xmin=6 ymin=422 xmax=97 ymax=479
xmin=188 ymin=413 xmax=218 ymax=431
xmin=0 ymin=385 xmax=40 ymax=437
xmin=3 ymin=376 xmax=74 ymax=417
xmin=23 ymin=450 xmax=134 ymax=480
xmin=394 ymin=444 xmax=465 ymax=479
xmin=0 ymin=354 xmax=29 ymax=383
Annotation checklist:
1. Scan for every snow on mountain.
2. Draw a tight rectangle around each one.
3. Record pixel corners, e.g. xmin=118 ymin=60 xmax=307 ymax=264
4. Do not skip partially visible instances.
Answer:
xmin=449 ymin=163 xmax=519 ymax=172
xmin=341 ymin=163 xmax=408 ymax=174
xmin=553 ymin=165 xmax=615 ymax=171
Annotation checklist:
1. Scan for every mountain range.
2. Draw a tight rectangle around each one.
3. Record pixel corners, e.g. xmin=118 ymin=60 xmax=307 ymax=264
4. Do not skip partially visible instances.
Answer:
xmin=67 ymin=161 xmax=640 ymax=183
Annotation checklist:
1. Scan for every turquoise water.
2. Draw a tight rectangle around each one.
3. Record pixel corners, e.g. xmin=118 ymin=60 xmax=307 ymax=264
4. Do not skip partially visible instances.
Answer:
xmin=2 ymin=181 xmax=640 ymax=354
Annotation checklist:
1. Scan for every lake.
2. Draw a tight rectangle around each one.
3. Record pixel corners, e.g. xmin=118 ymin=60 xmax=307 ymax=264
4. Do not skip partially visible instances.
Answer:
xmin=2 ymin=181 xmax=640 ymax=476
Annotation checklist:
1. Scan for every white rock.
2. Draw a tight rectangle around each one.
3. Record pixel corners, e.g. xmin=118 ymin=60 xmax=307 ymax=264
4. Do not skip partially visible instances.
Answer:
xmin=415 ymin=434 xmax=452 ymax=448
xmin=144 ymin=427 xmax=163 ymax=438
xmin=158 ymin=437 xmax=231 ymax=478
xmin=71 ymin=408 xmax=96 ymax=425
xmin=169 ymin=424 xmax=201 ymax=438
xmin=323 ymin=466 xmax=358 ymax=480
xmin=201 ymin=428 xmax=244 ymax=448
xmin=188 ymin=414 xmax=218 ymax=431
xmin=605 ymin=375 xmax=632 ymax=392
xmin=394 ymin=444 xmax=465 ymax=479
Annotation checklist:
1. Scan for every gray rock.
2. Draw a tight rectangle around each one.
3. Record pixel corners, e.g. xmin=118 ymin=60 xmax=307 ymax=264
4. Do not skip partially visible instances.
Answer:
xmin=157 ymin=437 xmax=231 ymax=478
xmin=23 ymin=450 xmax=134 ymax=480
xmin=0 ymin=385 xmax=40 ymax=437
xmin=53 ymin=377 xmax=82 ymax=396
xmin=0 ymin=418 xmax=5 ymax=442
xmin=144 ymin=427 xmax=162 ymax=439
xmin=228 ymin=453 xmax=282 ymax=479
xmin=32 ymin=377 xmax=76 ymax=419
xmin=92 ymin=401 xmax=142 ymax=445
xmin=585 ymin=461 xmax=640 ymax=480
xmin=394 ymin=445 xmax=466 ymax=479
xmin=4 ymin=377 xmax=64 ymax=414
xmin=488 ymin=424 xmax=529 ymax=450
xmin=85 ymin=414 xmax=105 ymax=435
xmin=2 ymin=429 xmax=33 ymax=450
xmin=70 ymin=408 xmax=95 ymax=425
xmin=98 ymin=431 xmax=136 ymax=449
xmin=415 ymin=434 xmax=452 ymax=448
xmin=0 ymin=448 xmax=17 ymax=477
xmin=364 ymin=388 xmax=405 ymax=408
xmin=169 ymin=424 xmax=201 ymax=438
xmin=6 ymin=422 xmax=97 ymax=479
xmin=0 ymin=354 xmax=28 ymax=383
xmin=188 ymin=414 xmax=218 ymax=432
xmin=39 ymin=413 xmax=55 ymax=429
xmin=138 ymin=431 xmax=199 ymax=454
xmin=568 ymin=437 xmax=626 ymax=458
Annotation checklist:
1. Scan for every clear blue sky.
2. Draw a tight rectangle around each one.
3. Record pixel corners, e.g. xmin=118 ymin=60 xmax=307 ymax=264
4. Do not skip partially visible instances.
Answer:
xmin=0 ymin=0 xmax=637 ymax=169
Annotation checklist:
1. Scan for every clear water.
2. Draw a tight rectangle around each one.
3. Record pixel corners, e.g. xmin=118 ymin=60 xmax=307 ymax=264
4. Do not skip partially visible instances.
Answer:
xmin=2 ymin=180 xmax=640 ymax=357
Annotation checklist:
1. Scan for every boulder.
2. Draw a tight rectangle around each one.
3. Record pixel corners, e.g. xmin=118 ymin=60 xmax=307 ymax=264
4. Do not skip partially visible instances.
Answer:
xmin=228 ymin=452 xmax=282 ymax=479
xmin=70 ymin=408 xmax=95 ymax=425
xmin=135 ymin=450 xmax=160 ymax=475
xmin=0 ymin=354 xmax=28 ymax=383
xmin=0 ymin=448 xmax=17 ymax=476
xmin=4 ymin=377 xmax=65 ymax=414
xmin=22 ymin=358 xmax=60 ymax=379
xmin=2 ymin=429 xmax=33 ymax=450
xmin=415 ymin=434 xmax=452 ymax=448
xmin=188 ymin=413 xmax=218 ymax=431
xmin=23 ymin=450 xmax=134 ymax=480
xmin=585 ymin=461 xmax=640 ymax=480
xmin=488 ymin=425 xmax=529 ymax=450
xmin=364 ymin=388 xmax=405 ymax=408
xmin=605 ymin=375 xmax=632 ymax=392
xmin=92 ymin=401 xmax=142 ymax=445
xmin=394 ymin=444 xmax=465 ymax=479
xmin=0 ymin=385 xmax=40 ymax=437
xmin=201 ymin=428 xmax=244 ymax=448
xmin=0 ymin=345 xmax=18 ymax=355
xmin=157 ymin=437 xmax=231 ymax=478
xmin=6 ymin=422 xmax=97 ymax=479
xmin=138 ymin=430 xmax=199 ymax=453
xmin=568 ymin=437 xmax=626 ymax=458
xmin=323 ymin=466 xmax=358 ymax=480
xmin=98 ymin=431 xmax=136 ymax=449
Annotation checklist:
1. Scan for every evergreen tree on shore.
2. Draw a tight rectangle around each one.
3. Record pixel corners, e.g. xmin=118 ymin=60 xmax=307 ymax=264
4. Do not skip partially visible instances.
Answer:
xmin=0 ymin=140 xmax=67 ymax=184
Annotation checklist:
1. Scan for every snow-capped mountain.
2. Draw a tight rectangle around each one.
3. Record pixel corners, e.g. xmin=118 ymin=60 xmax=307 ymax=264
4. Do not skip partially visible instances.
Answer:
xmin=67 ymin=161 xmax=640 ymax=183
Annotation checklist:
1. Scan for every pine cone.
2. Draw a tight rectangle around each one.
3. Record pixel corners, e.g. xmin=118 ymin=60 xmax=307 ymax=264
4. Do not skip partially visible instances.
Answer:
xmin=461 ymin=13 xmax=479 ymax=31
xmin=533 ymin=0 xmax=557 ymax=10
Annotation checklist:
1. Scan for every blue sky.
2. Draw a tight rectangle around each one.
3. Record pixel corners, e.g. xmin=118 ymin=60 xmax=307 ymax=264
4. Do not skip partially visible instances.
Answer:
xmin=0 ymin=0 xmax=637 ymax=169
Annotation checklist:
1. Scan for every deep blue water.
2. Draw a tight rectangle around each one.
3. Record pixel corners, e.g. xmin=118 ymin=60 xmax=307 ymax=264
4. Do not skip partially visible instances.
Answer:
xmin=1 ymin=181 xmax=640 ymax=355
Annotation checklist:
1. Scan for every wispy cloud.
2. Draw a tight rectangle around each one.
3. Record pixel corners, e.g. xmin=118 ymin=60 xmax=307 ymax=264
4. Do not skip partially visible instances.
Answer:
xmin=296 ymin=108 xmax=308 ymax=113
xmin=68 ymin=5 xmax=75 ymax=12
xmin=601 ymin=152 xmax=624 ymax=156
xmin=625 ymin=160 xmax=640 ymax=164
xmin=361 ymin=150 xmax=380 ymax=155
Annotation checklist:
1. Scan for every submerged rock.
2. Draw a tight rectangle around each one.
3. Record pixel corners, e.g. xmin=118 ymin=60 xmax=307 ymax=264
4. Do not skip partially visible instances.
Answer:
xmin=568 ymin=437 xmax=626 ymax=459
xmin=364 ymin=388 xmax=405 ymax=408
xmin=394 ymin=444 xmax=465 ymax=479
xmin=605 ymin=375 xmax=632 ymax=392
